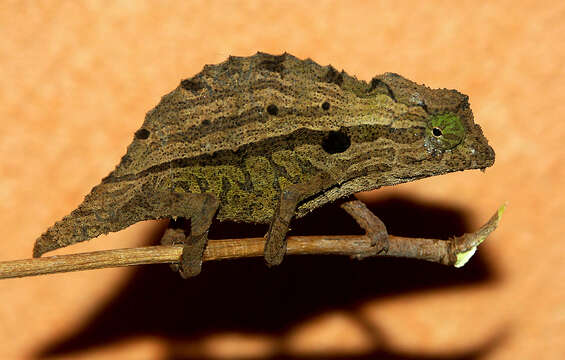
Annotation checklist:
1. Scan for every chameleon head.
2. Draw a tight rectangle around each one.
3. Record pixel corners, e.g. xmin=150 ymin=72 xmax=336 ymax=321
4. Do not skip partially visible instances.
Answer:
xmin=377 ymin=95 xmax=494 ymax=186
xmin=297 ymin=72 xmax=495 ymax=215
xmin=361 ymin=72 xmax=494 ymax=186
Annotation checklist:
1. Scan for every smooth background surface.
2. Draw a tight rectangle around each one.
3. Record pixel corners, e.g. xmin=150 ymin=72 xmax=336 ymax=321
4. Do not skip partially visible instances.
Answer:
xmin=1 ymin=1 xmax=563 ymax=359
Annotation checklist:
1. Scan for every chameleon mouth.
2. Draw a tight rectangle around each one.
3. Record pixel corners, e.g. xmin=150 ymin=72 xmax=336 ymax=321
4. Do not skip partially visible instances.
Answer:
xmin=466 ymin=124 xmax=496 ymax=170
xmin=470 ymin=142 xmax=495 ymax=170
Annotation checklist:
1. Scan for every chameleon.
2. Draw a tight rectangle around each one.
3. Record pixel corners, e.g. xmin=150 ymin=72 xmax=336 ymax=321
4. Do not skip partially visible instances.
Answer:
xmin=33 ymin=52 xmax=495 ymax=278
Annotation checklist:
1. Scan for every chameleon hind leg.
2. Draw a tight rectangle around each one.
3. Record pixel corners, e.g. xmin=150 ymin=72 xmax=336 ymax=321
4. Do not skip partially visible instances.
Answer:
xmin=264 ymin=173 xmax=334 ymax=266
xmin=159 ymin=192 xmax=219 ymax=278
xmin=33 ymin=185 xmax=218 ymax=261
xmin=160 ymin=218 xmax=189 ymax=273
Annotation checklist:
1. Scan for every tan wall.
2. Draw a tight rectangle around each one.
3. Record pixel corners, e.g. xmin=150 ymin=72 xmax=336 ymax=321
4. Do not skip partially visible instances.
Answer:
xmin=1 ymin=1 xmax=563 ymax=358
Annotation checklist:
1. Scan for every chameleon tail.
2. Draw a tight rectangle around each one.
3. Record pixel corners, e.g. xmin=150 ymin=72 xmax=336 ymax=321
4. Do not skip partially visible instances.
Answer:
xmin=33 ymin=180 xmax=201 ymax=257
xmin=33 ymin=181 xmax=146 ymax=257
xmin=34 ymin=210 xmax=103 ymax=257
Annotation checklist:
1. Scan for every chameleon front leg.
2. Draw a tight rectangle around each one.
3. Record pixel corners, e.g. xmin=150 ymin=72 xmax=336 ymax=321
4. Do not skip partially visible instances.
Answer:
xmin=341 ymin=199 xmax=389 ymax=258
xmin=159 ymin=193 xmax=219 ymax=278
xmin=264 ymin=173 xmax=334 ymax=266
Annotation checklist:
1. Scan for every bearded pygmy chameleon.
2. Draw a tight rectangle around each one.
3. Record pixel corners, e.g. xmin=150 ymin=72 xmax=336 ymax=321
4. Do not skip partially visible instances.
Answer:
xmin=34 ymin=52 xmax=495 ymax=277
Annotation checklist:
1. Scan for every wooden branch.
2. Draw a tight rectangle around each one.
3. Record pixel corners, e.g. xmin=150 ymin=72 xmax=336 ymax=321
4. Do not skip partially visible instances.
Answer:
xmin=0 ymin=204 xmax=505 ymax=279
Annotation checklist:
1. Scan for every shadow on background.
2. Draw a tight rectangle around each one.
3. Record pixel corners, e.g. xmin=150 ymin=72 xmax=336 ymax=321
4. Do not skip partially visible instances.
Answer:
xmin=37 ymin=196 xmax=502 ymax=359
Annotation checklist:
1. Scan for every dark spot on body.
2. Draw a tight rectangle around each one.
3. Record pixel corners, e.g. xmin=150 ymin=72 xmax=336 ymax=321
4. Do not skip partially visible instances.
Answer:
xmin=323 ymin=66 xmax=344 ymax=87
xmin=267 ymin=104 xmax=279 ymax=116
xmin=180 ymin=78 xmax=204 ymax=93
xmin=322 ymin=101 xmax=330 ymax=111
xmin=134 ymin=128 xmax=150 ymax=140
xmin=322 ymin=130 xmax=351 ymax=154
xmin=202 ymin=119 xmax=211 ymax=126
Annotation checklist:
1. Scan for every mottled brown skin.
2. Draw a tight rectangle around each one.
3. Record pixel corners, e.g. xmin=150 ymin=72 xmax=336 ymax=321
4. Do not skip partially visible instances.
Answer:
xmin=33 ymin=52 xmax=495 ymax=277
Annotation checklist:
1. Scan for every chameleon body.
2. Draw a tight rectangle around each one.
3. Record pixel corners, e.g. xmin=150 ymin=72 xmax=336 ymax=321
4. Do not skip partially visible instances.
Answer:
xmin=33 ymin=52 xmax=495 ymax=277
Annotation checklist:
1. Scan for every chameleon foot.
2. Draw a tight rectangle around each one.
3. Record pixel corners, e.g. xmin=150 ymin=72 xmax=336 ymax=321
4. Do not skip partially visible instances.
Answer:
xmin=179 ymin=233 xmax=208 ymax=278
xmin=160 ymin=218 xmax=190 ymax=273
xmin=158 ymin=193 xmax=219 ymax=278
xmin=264 ymin=214 xmax=291 ymax=266
xmin=341 ymin=199 xmax=389 ymax=259
xmin=160 ymin=223 xmax=207 ymax=278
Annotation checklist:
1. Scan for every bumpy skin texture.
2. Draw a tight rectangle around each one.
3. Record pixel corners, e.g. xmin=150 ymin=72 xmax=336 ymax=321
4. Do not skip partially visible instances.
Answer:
xmin=33 ymin=52 xmax=495 ymax=273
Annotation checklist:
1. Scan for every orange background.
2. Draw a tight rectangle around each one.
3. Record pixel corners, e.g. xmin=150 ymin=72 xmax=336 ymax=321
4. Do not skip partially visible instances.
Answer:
xmin=1 ymin=1 xmax=563 ymax=359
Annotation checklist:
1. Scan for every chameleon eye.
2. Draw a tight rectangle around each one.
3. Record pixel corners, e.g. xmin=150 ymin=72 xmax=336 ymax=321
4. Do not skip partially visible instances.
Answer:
xmin=425 ymin=113 xmax=465 ymax=151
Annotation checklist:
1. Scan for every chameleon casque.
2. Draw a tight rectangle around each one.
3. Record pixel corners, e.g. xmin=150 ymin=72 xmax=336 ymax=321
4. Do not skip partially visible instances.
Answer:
xmin=34 ymin=52 xmax=495 ymax=277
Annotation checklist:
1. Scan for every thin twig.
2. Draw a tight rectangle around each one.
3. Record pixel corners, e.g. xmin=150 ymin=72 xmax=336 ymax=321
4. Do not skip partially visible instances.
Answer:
xmin=0 ymin=204 xmax=505 ymax=279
